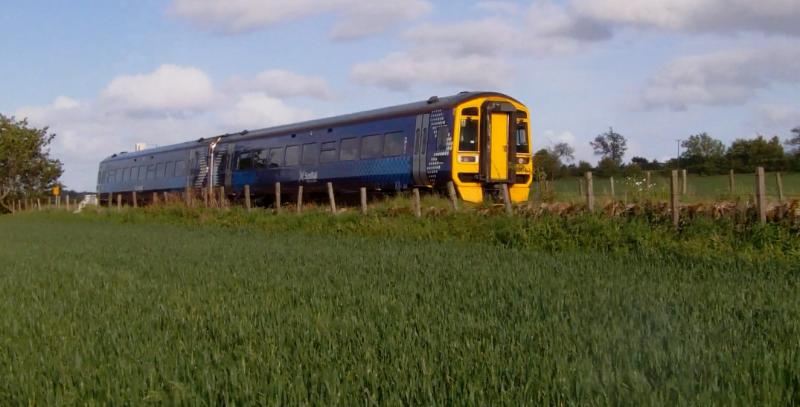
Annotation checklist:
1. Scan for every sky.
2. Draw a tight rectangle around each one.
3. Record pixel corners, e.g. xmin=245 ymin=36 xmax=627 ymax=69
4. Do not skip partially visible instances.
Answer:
xmin=2 ymin=0 xmax=799 ymax=191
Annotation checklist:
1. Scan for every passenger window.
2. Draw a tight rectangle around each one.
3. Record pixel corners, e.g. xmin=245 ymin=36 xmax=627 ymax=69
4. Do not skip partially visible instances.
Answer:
xmin=319 ymin=141 xmax=338 ymax=163
xmin=361 ymin=134 xmax=383 ymax=159
xmin=516 ymin=124 xmax=529 ymax=153
xmin=302 ymin=143 xmax=318 ymax=165
xmin=256 ymin=150 xmax=269 ymax=169
xmin=285 ymin=145 xmax=300 ymax=166
xmin=238 ymin=152 xmax=255 ymax=170
xmin=175 ymin=160 xmax=186 ymax=176
xmin=435 ymin=126 xmax=449 ymax=151
xmin=340 ymin=138 xmax=359 ymax=161
xmin=268 ymin=147 xmax=283 ymax=167
xmin=164 ymin=161 xmax=174 ymax=177
xmin=146 ymin=165 xmax=155 ymax=180
xmin=384 ymin=132 xmax=405 ymax=156
xmin=459 ymin=118 xmax=479 ymax=152
xmin=156 ymin=163 xmax=166 ymax=178
xmin=138 ymin=166 xmax=146 ymax=180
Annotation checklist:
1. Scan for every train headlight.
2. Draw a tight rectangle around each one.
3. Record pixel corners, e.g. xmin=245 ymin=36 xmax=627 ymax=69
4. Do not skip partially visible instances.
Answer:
xmin=517 ymin=157 xmax=530 ymax=165
xmin=459 ymin=155 xmax=478 ymax=163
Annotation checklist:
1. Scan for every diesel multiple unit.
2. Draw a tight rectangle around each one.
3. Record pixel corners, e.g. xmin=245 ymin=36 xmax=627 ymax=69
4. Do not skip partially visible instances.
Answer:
xmin=97 ymin=91 xmax=533 ymax=204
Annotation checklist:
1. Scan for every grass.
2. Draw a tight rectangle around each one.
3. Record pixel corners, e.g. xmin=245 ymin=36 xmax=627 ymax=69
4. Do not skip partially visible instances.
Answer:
xmin=0 ymin=210 xmax=799 ymax=405
xmin=545 ymin=172 xmax=800 ymax=203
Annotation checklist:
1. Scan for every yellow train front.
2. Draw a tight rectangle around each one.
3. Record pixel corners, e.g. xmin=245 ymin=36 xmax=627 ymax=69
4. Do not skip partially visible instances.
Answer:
xmin=446 ymin=92 xmax=532 ymax=203
xmin=97 ymin=91 xmax=532 ymax=205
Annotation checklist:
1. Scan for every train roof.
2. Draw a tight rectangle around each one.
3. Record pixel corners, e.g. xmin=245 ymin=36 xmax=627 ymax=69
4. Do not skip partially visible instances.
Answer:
xmin=101 ymin=91 xmax=522 ymax=163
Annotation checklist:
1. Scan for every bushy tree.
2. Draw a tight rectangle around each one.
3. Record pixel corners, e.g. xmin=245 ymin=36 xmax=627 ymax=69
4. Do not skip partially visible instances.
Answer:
xmin=0 ymin=115 xmax=63 ymax=213
xmin=680 ymin=133 xmax=726 ymax=174
xmin=725 ymin=135 xmax=786 ymax=172
xmin=596 ymin=157 xmax=621 ymax=177
xmin=550 ymin=142 xmax=575 ymax=163
xmin=630 ymin=156 xmax=664 ymax=171
xmin=787 ymin=127 xmax=800 ymax=151
xmin=590 ymin=127 xmax=627 ymax=164
xmin=532 ymin=149 xmax=561 ymax=181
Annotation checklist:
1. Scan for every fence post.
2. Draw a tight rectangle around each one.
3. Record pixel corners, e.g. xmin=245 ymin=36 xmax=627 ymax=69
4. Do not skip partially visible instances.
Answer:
xmin=671 ymin=170 xmax=680 ymax=229
xmin=202 ymin=188 xmax=209 ymax=208
xmin=184 ymin=186 xmax=191 ymax=207
xmin=729 ymin=169 xmax=735 ymax=195
xmin=447 ymin=181 xmax=459 ymax=211
xmin=132 ymin=191 xmax=138 ymax=208
xmin=244 ymin=184 xmax=251 ymax=212
xmin=610 ymin=176 xmax=615 ymax=198
xmin=218 ymin=186 xmax=226 ymax=209
xmin=776 ymin=172 xmax=785 ymax=203
xmin=756 ymin=167 xmax=767 ymax=224
xmin=297 ymin=185 xmax=304 ymax=214
xmin=646 ymin=171 xmax=652 ymax=187
xmin=116 ymin=193 xmax=122 ymax=211
xmin=412 ymin=188 xmax=422 ymax=218
xmin=152 ymin=192 xmax=158 ymax=206
xmin=501 ymin=184 xmax=513 ymax=215
xmin=163 ymin=191 xmax=168 ymax=203
xmin=108 ymin=193 xmax=113 ymax=208
xmin=327 ymin=182 xmax=336 ymax=214
xmin=584 ymin=172 xmax=594 ymax=212
xmin=681 ymin=169 xmax=688 ymax=196
xmin=65 ymin=195 xmax=70 ymax=211
xmin=360 ymin=187 xmax=368 ymax=215
xmin=37 ymin=198 xmax=41 ymax=211
xmin=275 ymin=182 xmax=281 ymax=213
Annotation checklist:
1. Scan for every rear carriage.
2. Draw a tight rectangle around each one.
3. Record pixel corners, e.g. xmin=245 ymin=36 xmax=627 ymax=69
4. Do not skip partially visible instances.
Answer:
xmin=97 ymin=91 xmax=533 ymax=204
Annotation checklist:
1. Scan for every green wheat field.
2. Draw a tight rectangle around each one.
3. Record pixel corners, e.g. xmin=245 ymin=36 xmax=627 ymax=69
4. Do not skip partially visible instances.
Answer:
xmin=0 ymin=208 xmax=798 ymax=405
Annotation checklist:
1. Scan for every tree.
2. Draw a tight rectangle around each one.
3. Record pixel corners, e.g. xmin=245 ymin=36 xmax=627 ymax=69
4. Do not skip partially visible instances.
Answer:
xmin=725 ymin=135 xmax=787 ymax=172
xmin=787 ymin=127 xmax=800 ymax=151
xmin=549 ymin=142 xmax=575 ymax=163
xmin=680 ymin=133 xmax=726 ymax=174
xmin=590 ymin=127 xmax=627 ymax=164
xmin=0 ymin=115 xmax=63 ymax=213
xmin=532 ymin=149 xmax=561 ymax=181
xmin=596 ymin=157 xmax=621 ymax=177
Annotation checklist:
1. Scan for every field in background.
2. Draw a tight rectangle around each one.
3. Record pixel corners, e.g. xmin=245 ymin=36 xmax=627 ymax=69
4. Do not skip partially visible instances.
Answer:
xmin=0 ymin=211 xmax=798 ymax=405
xmin=543 ymin=172 xmax=800 ymax=203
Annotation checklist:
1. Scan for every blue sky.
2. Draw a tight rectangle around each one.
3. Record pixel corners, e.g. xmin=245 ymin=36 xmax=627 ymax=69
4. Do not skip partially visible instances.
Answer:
xmin=3 ymin=0 xmax=799 ymax=190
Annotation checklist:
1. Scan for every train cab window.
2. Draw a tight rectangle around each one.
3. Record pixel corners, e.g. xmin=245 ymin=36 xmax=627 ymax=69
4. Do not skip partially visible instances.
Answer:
xmin=462 ymin=107 xmax=479 ymax=116
xmin=340 ymin=138 xmax=358 ymax=161
xmin=435 ymin=126 xmax=449 ymax=151
xmin=361 ymin=134 xmax=383 ymax=159
xmin=319 ymin=141 xmax=337 ymax=163
xmin=175 ymin=160 xmax=186 ymax=176
xmin=268 ymin=147 xmax=284 ymax=168
xmin=302 ymin=143 xmax=318 ymax=165
xmin=384 ymin=132 xmax=405 ymax=156
xmin=156 ymin=163 xmax=166 ymax=178
xmin=459 ymin=118 xmax=479 ymax=152
xmin=516 ymin=124 xmax=529 ymax=154
xmin=285 ymin=145 xmax=300 ymax=166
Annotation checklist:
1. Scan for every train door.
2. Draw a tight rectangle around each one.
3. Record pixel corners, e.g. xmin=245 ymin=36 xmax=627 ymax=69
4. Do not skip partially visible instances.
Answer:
xmin=412 ymin=113 xmax=430 ymax=186
xmin=221 ymin=143 xmax=235 ymax=190
xmin=481 ymin=102 xmax=517 ymax=183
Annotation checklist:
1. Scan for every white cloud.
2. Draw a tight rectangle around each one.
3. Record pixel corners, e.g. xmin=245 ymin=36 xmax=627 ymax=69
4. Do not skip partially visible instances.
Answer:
xmin=639 ymin=45 xmax=800 ymax=110
xmin=757 ymin=105 xmax=800 ymax=130
xmin=572 ymin=0 xmax=800 ymax=37
xmin=229 ymin=69 xmax=334 ymax=100
xmin=219 ymin=93 xmax=313 ymax=130
xmin=101 ymin=64 xmax=215 ymax=114
xmin=351 ymin=51 xmax=512 ymax=91
xmin=169 ymin=0 xmax=431 ymax=39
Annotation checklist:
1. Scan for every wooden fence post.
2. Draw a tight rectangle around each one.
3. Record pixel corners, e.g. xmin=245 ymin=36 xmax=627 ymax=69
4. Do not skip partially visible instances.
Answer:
xmin=275 ymin=182 xmax=281 ymax=213
xmin=132 ymin=191 xmax=138 ymax=208
xmin=729 ymin=169 xmax=735 ymax=195
xmin=297 ymin=185 xmax=304 ymax=214
xmin=327 ymin=182 xmax=336 ymax=214
xmin=412 ymin=188 xmax=422 ymax=218
xmin=360 ymin=187 xmax=368 ymax=215
xmin=776 ymin=172 xmax=785 ymax=203
xmin=116 ymin=193 xmax=122 ymax=211
xmin=671 ymin=170 xmax=680 ymax=229
xmin=755 ymin=167 xmax=766 ymax=224
xmin=184 ymin=187 xmax=191 ymax=207
xmin=218 ymin=187 xmax=226 ymax=208
xmin=65 ymin=195 xmax=70 ymax=211
xmin=681 ymin=169 xmax=688 ymax=196
xmin=584 ymin=172 xmax=594 ymax=212
xmin=37 ymin=198 xmax=41 ymax=211
xmin=152 ymin=192 xmax=158 ymax=206
xmin=501 ymin=184 xmax=513 ymax=215
xmin=163 ymin=191 xmax=168 ymax=203
xmin=244 ymin=185 xmax=251 ymax=212
xmin=202 ymin=188 xmax=209 ymax=208
xmin=610 ymin=176 xmax=615 ymax=198
xmin=646 ymin=171 xmax=652 ymax=187
xmin=447 ymin=181 xmax=459 ymax=211
xmin=108 ymin=193 xmax=113 ymax=208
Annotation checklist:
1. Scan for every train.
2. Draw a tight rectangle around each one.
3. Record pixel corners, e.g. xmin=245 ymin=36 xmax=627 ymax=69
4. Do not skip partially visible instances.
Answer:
xmin=97 ymin=91 xmax=533 ymax=204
